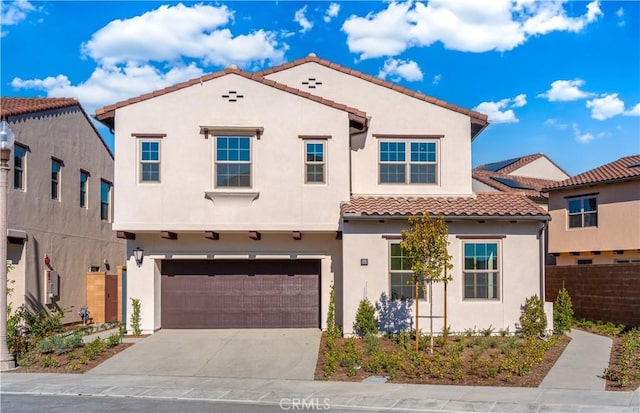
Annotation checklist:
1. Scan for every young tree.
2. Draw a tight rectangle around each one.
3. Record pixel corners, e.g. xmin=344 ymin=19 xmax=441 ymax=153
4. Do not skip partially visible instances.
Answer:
xmin=401 ymin=214 xmax=453 ymax=352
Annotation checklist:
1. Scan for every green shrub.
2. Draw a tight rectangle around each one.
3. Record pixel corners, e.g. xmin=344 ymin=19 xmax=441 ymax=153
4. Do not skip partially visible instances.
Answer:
xmin=130 ymin=298 xmax=142 ymax=336
xmin=553 ymin=287 xmax=574 ymax=334
xmin=106 ymin=332 xmax=122 ymax=348
xmin=519 ymin=295 xmax=547 ymax=337
xmin=40 ymin=355 xmax=59 ymax=368
xmin=83 ymin=337 xmax=106 ymax=360
xmin=326 ymin=282 xmax=342 ymax=339
xmin=36 ymin=337 xmax=56 ymax=354
xmin=323 ymin=350 xmax=339 ymax=377
xmin=353 ymin=298 xmax=378 ymax=338
xmin=480 ymin=325 xmax=495 ymax=337
xmin=364 ymin=333 xmax=379 ymax=355
xmin=65 ymin=332 xmax=84 ymax=350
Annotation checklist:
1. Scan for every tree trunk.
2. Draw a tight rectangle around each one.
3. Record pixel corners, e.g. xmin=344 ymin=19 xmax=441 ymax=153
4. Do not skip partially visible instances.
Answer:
xmin=415 ymin=280 xmax=419 ymax=352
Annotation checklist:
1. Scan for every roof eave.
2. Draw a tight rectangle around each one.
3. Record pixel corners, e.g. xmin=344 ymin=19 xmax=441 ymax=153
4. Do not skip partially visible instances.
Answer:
xmin=342 ymin=213 xmax=549 ymax=222
xmin=542 ymin=176 xmax=640 ymax=193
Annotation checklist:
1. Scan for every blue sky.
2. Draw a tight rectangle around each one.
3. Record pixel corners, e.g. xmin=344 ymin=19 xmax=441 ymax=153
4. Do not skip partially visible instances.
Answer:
xmin=1 ymin=0 xmax=638 ymax=175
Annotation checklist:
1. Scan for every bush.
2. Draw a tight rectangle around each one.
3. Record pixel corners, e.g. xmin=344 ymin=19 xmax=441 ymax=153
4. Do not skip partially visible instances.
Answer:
xmin=83 ymin=337 xmax=106 ymax=360
xmin=553 ymin=287 xmax=574 ymax=334
xmin=130 ymin=298 xmax=142 ymax=336
xmin=326 ymin=282 xmax=342 ymax=339
xmin=519 ymin=295 xmax=547 ymax=337
xmin=353 ymin=298 xmax=378 ymax=338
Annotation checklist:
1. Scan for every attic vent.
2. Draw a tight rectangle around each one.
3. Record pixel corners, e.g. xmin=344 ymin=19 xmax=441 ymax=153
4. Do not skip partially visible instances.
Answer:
xmin=222 ymin=91 xmax=244 ymax=102
xmin=301 ymin=78 xmax=323 ymax=89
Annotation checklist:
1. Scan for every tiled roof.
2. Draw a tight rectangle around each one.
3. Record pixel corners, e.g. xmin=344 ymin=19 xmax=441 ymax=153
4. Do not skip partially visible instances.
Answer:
xmin=472 ymin=169 xmax=558 ymax=201
xmin=341 ymin=193 xmax=548 ymax=219
xmin=1 ymin=97 xmax=79 ymax=117
xmin=543 ymin=154 xmax=640 ymax=191
xmin=259 ymin=54 xmax=488 ymax=128
xmin=95 ymin=67 xmax=367 ymax=128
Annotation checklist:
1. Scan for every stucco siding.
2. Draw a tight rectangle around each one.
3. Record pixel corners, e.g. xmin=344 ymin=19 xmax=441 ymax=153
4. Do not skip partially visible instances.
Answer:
xmin=509 ymin=157 xmax=569 ymax=180
xmin=342 ymin=220 xmax=545 ymax=336
xmin=264 ymin=62 xmax=474 ymax=197
xmin=113 ymin=74 xmax=351 ymax=231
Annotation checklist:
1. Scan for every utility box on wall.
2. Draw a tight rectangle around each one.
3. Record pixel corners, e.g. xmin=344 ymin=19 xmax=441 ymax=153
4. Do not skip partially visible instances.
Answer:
xmin=44 ymin=270 xmax=60 ymax=305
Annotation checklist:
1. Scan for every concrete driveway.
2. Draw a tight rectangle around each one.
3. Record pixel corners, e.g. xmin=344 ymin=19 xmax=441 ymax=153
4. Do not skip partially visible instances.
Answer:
xmin=87 ymin=329 xmax=322 ymax=380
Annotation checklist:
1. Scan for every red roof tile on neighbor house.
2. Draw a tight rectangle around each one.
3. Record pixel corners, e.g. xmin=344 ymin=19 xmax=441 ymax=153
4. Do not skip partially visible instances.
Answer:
xmin=341 ymin=193 xmax=548 ymax=219
xmin=258 ymin=54 xmax=488 ymax=127
xmin=1 ymin=97 xmax=79 ymax=117
xmin=543 ymin=154 xmax=640 ymax=191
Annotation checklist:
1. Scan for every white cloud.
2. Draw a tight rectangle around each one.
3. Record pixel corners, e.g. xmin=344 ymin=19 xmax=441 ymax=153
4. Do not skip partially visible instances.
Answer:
xmin=432 ymin=74 xmax=442 ymax=85
xmin=616 ymin=7 xmax=625 ymax=27
xmin=538 ymin=79 xmax=592 ymax=101
xmin=586 ymin=93 xmax=625 ymax=120
xmin=544 ymin=118 xmax=569 ymax=130
xmin=473 ymin=94 xmax=527 ymax=124
xmin=624 ymin=103 xmax=640 ymax=117
xmin=0 ymin=0 xmax=38 ymax=36
xmin=377 ymin=58 xmax=424 ymax=82
xmin=342 ymin=0 xmax=602 ymax=59
xmin=572 ymin=123 xmax=594 ymax=143
xmin=294 ymin=5 xmax=313 ymax=33
xmin=324 ymin=3 xmax=340 ymax=23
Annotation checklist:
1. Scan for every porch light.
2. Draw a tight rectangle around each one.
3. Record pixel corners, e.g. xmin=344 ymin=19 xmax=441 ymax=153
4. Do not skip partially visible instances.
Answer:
xmin=133 ymin=247 xmax=144 ymax=267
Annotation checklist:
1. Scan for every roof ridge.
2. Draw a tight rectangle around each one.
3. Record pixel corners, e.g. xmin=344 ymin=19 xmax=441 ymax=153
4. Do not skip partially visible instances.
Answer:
xmin=543 ymin=154 xmax=640 ymax=191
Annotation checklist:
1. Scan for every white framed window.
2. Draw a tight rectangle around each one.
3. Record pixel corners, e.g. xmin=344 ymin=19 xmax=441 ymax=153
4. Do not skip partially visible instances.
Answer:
xmin=389 ymin=243 xmax=424 ymax=300
xmin=139 ymin=140 xmax=161 ymax=182
xmin=51 ymin=158 xmax=63 ymax=200
xmin=567 ymin=196 xmax=597 ymax=228
xmin=215 ymin=136 xmax=252 ymax=188
xmin=379 ymin=140 xmax=438 ymax=184
xmin=80 ymin=170 xmax=89 ymax=208
xmin=463 ymin=241 xmax=500 ymax=300
xmin=304 ymin=141 xmax=325 ymax=184
xmin=13 ymin=143 xmax=27 ymax=191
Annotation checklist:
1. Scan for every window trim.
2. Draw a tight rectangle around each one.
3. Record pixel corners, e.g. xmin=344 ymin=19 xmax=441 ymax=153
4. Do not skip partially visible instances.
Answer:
xmin=100 ymin=179 xmax=112 ymax=222
xmin=378 ymin=139 xmax=439 ymax=185
xmin=214 ymin=135 xmax=253 ymax=189
xmin=388 ymin=242 xmax=425 ymax=301
xmin=51 ymin=158 xmax=64 ymax=201
xmin=79 ymin=170 xmax=90 ymax=209
xmin=462 ymin=240 xmax=501 ymax=301
xmin=567 ymin=195 xmax=598 ymax=229
xmin=138 ymin=138 xmax=162 ymax=183
xmin=13 ymin=143 xmax=28 ymax=191
xmin=576 ymin=259 xmax=593 ymax=265
xmin=303 ymin=140 xmax=326 ymax=184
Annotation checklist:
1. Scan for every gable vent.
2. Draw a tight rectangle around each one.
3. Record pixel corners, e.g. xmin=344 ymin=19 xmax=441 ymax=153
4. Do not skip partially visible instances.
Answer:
xmin=301 ymin=78 xmax=323 ymax=89
xmin=222 ymin=91 xmax=244 ymax=102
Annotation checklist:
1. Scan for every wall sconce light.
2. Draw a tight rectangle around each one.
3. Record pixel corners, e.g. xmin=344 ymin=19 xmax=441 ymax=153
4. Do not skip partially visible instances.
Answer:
xmin=133 ymin=247 xmax=144 ymax=267
xmin=360 ymin=258 xmax=368 ymax=266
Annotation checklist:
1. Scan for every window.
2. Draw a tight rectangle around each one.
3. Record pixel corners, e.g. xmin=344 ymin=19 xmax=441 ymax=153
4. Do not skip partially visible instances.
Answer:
xmin=463 ymin=242 xmax=499 ymax=300
xmin=80 ymin=171 xmax=89 ymax=208
xmin=379 ymin=140 xmax=437 ymax=184
xmin=305 ymin=141 xmax=325 ymax=183
xmin=100 ymin=180 xmax=111 ymax=221
xmin=13 ymin=144 xmax=27 ymax=190
xmin=389 ymin=243 xmax=424 ymax=300
xmin=216 ymin=136 xmax=251 ymax=187
xmin=568 ymin=196 xmax=597 ymax=228
xmin=616 ymin=259 xmax=640 ymax=264
xmin=577 ymin=259 xmax=593 ymax=265
xmin=140 ymin=141 xmax=160 ymax=182
xmin=51 ymin=159 xmax=63 ymax=200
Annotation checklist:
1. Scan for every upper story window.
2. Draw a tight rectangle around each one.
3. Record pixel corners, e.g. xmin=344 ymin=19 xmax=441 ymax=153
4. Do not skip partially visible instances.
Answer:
xmin=215 ymin=136 xmax=251 ymax=188
xmin=568 ymin=196 xmax=597 ymax=228
xmin=13 ymin=144 xmax=27 ymax=190
xmin=305 ymin=141 xmax=325 ymax=184
xmin=463 ymin=242 xmax=499 ymax=300
xmin=379 ymin=140 xmax=438 ymax=184
xmin=51 ymin=158 xmax=63 ymax=200
xmin=140 ymin=140 xmax=160 ymax=182
xmin=389 ymin=243 xmax=424 ymax=300
xmin=100 ymin=179 xmax=112 ymax=221
xmin=80 ymin=170 xmax=89 ymax=208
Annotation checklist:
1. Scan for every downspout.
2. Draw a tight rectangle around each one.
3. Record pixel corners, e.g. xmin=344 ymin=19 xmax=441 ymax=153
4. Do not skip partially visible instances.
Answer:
xmin=538 ymin=221 xmax=546 ymax=301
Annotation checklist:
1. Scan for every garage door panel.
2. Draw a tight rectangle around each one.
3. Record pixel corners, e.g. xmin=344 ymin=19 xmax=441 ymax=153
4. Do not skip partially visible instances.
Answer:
xmin=161 ymin=260 xmax=320 ymax=329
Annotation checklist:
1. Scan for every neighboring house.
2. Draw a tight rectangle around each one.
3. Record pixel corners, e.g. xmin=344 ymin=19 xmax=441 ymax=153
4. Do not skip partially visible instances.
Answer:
xmin=543 ymin=155 xmax=640 ymax=265
xmin=95 ymin=54 xmax=551 ymax=335
xmin=1 ymin=97 xmax=125 ymax=323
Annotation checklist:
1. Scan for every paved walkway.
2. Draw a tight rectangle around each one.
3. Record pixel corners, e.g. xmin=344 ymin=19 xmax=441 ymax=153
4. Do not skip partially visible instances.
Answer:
xmin=541 ymin=329 xmax=613 ymax=390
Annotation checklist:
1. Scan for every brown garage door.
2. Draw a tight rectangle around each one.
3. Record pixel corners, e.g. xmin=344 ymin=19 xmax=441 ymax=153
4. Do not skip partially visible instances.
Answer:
xmin=161 ymin=259 xmax=320 ymax=329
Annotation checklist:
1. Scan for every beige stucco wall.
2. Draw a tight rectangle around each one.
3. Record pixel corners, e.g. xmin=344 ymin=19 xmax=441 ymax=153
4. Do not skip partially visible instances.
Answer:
xmin=265 ymin=62 xmax=474 ymax=197
xmin=555 ymin=251 xmax=640 ymax=265
xmin=342 ymin=219 xmax=548 ymax=336
xmin=113 ymin=73 xmax=352 ymax=232
xmin=472 ymin=179 xmax=499 ymax=193
xmin=547 ymin=181 xmax=640 ymax=255
xmin=123 ymin=232 xmax=341 ymax=333
xmin=6 ymin=107 xmax=125 ymax=323
xmin=509 ymin=157 xmax=569 ymax=181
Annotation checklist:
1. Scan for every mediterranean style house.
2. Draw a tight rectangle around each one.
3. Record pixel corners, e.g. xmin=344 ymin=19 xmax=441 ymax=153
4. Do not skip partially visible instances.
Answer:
xmin=543 ymin=154 xmax=640 ymax=266
xmin=1 ymin=97 xmax=125 ymax=323
xmin=95 ymin=54 xmax=552 ymax=335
